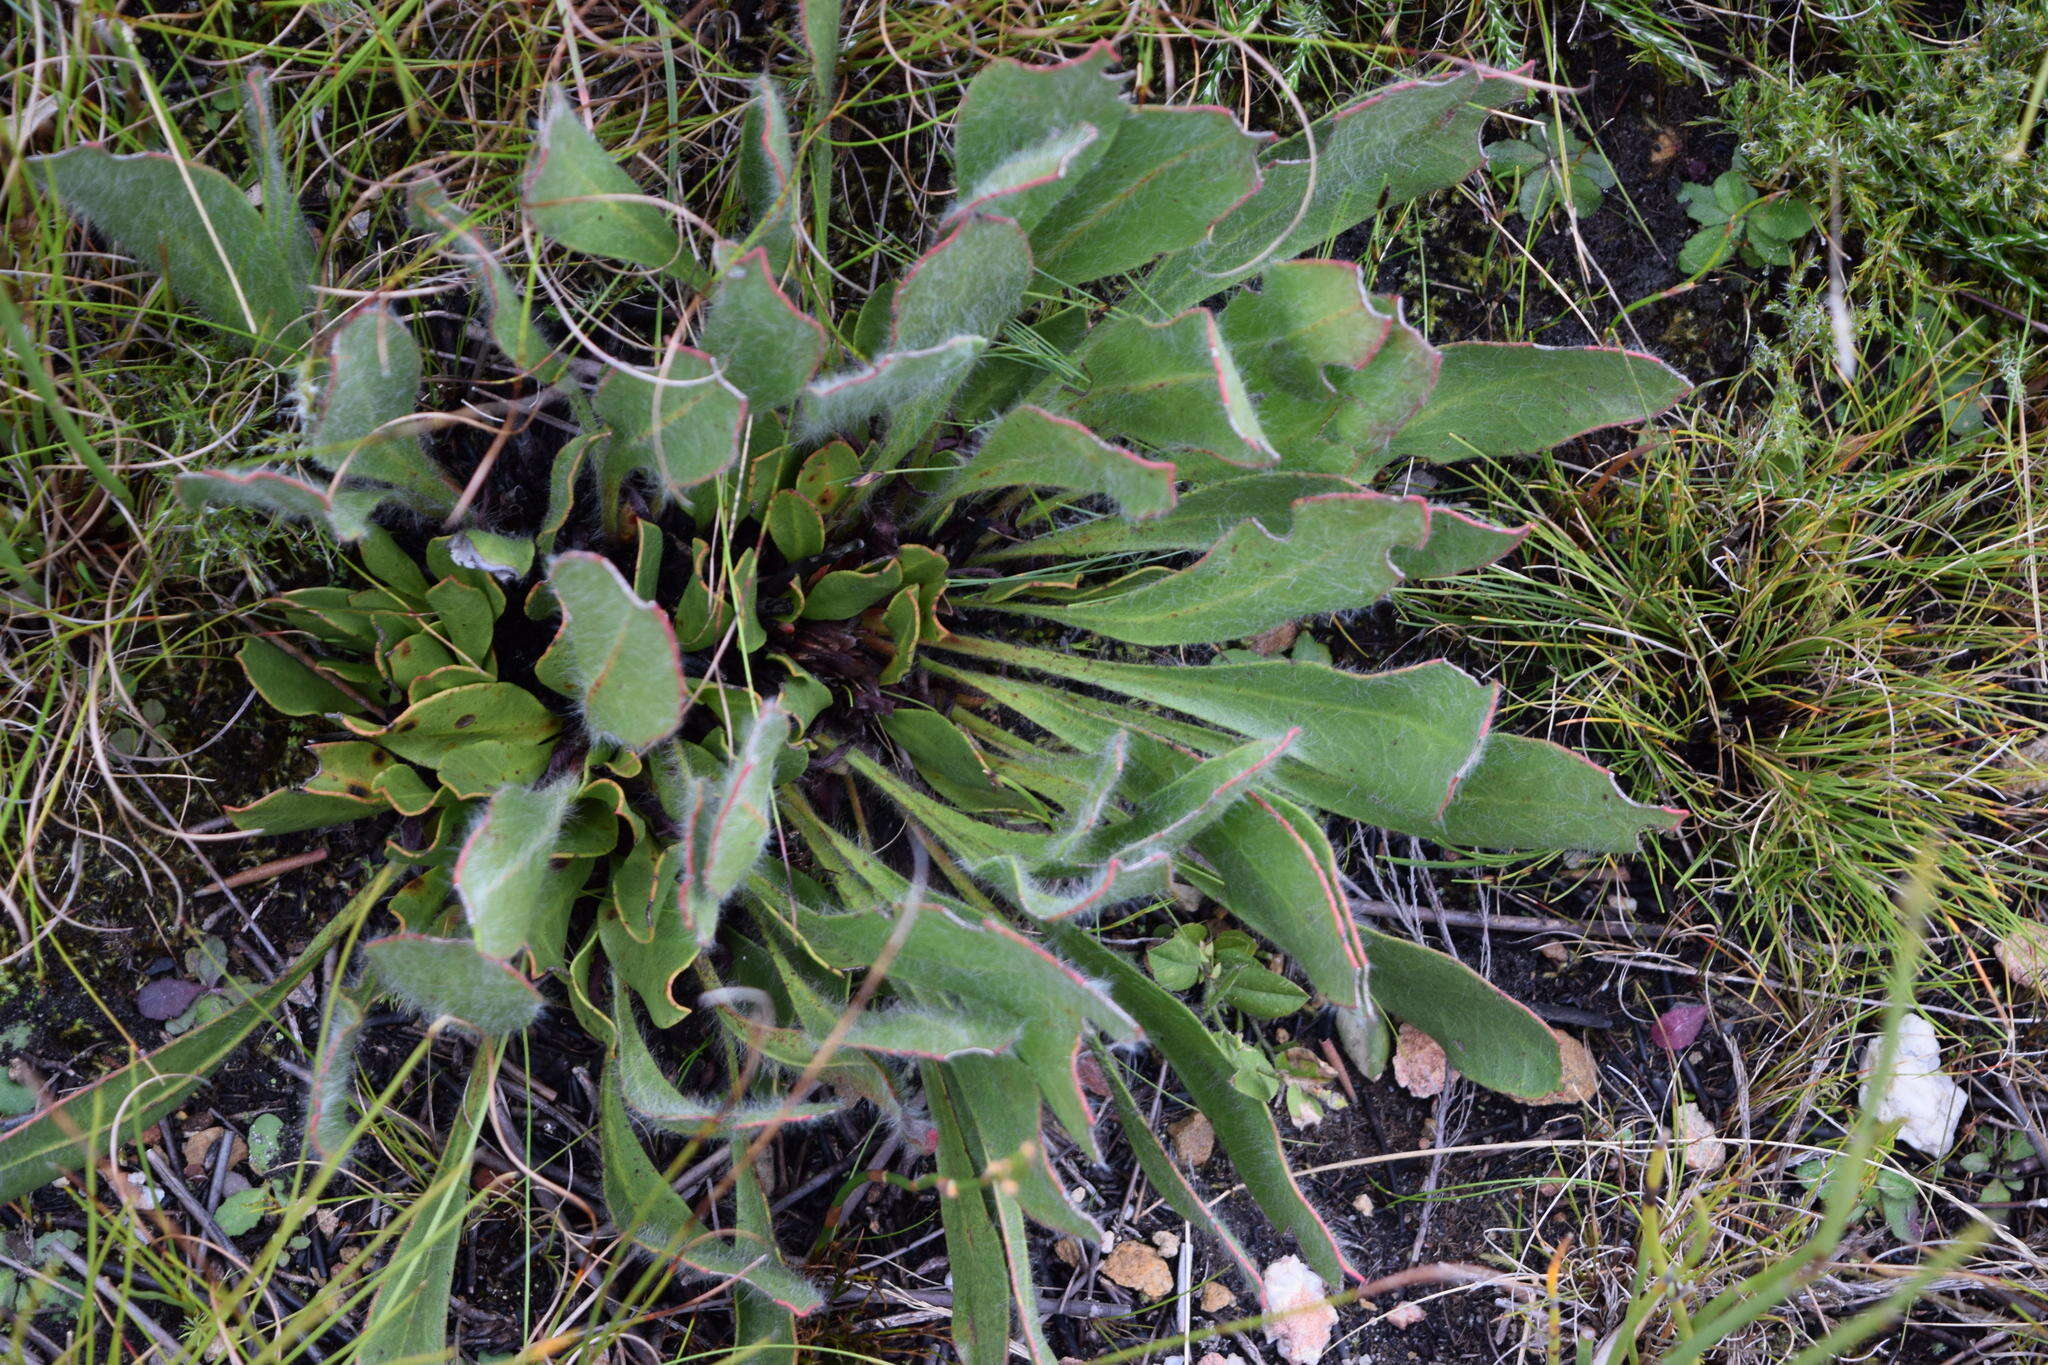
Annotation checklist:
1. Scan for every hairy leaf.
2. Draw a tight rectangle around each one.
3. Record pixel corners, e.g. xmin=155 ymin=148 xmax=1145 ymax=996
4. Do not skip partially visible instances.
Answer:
xmin=1059 ymin=931 xmax=1354 ymax=1285
xmin=362 ymin=934 xmax=544 ymax=1036
xmin=952 ymin=405 xmax=1176 ymax=520
xmin=951 ymin=44 xmax=1126 ymax=230
xmin=598 ymin=1068 xmax=823 ymax=1312
xmin=456 ymin=778 xmax=578 ymax=959
xmin=593 ymin=346 xmax=748 ymax=503
xmin=921 ymin=1063 xmax=1014 ymax=1365
xmin=1384 ymin=343 xmax=1689 ymax=462
xmin=34 ymin=145 xmax=314 ymax=357
xmin=1000 ymin=492 xmax=1427 ymax=645
xmin=1031 ymin=104 xmax=1265 ymax=284
xmin=941 ymin=641 xmax=1499 ymax=836
xmin=411 ymin=181 xmax=564 ymax=381
xmin=893 ymin=215 xmax=1033 ymax=351
xmin=1148 ymin=69 xmax=1521 ymax=312
xmin=1066 ymin=309 xmax=1274 ymax=467
xmin=526 ymin=88 xmax=689 ymax=273
xmin=738 ymin=77 xmax=797 ymax=274
xmin=700 ymin=248 xmax=828 ymax=409
xmin=303 ymin=302 xmax=453 ymax=512
xmin=549 ymin=552 xmax=684 ymax=750
xmin=798 ymin=335 xmax=986 ymax=440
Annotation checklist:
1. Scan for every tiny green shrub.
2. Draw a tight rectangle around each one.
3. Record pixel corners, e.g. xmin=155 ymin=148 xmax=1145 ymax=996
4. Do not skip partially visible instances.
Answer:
xmin=13 ymin=47 xmax=1689 ymax=1356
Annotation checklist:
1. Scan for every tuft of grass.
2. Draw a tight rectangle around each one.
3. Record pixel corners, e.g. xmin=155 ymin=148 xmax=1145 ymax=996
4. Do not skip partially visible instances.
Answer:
xmin=1400 ymin=285 xmax=2046 ymax=955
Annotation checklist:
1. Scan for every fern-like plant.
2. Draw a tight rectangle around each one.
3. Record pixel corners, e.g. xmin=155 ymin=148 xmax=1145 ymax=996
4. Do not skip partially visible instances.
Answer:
xmin=17 ymin=46 xmax=1688 ymax=1358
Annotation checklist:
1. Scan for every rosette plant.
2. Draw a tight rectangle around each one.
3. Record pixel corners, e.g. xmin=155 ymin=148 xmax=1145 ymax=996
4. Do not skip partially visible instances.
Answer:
xmin=14 ymin=44 xmax=1687 ymax=1359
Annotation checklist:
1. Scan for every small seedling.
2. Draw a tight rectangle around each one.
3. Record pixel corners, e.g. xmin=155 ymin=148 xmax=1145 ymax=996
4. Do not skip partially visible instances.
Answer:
xmin=1677 ymin=167 xmax=1817 ymax=272
xmin=1147 ymin=924 xmax=1310 ymax=1019
xmin=1486 ymin=122 xmax=1616 ymax=222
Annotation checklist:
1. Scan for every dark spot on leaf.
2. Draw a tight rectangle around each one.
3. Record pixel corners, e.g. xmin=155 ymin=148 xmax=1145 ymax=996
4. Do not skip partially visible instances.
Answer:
xmin=455 ymin=714 xmax=477 ymax=729
xmin=137 ymin=978 xmax=205 ymax=1020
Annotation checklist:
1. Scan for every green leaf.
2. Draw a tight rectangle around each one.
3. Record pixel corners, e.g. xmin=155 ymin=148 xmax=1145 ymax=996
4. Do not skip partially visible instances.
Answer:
xmin=1063 ymin=731 xmax=1296 ymax=864
xmin=177 ymin=466 xmax=385 ymax=542
xmin=549 ymin=551 xmax=684 ymax=750
xmin=525 ymin=88 xmax=689 ymax=274
xmin=1392 ymin=505 xmax=1529 ymax=579
xmin=995 ymin=470 xmax=1354 ymax=560
xmin=238 ymin=637 xmax=363 ymax=716
xmin=700 ymin=247 xmax=828 ymax=409
xmin=842 ymin=1007 xmax=1023 ymax=1059
xmin=1435 ymin=732 xmax=1685 ymax=853
xmin=303 ymin=301 xmax=453 ymax=513
xmin=1384 ymin=343 xmax=1689 ymax=463
xmin=1352 ymin=929 xmax=1563 ymax=1097
xmin=593 ymin=347 xmax=748 ymax=505
xmin=34 ymin=145 xmax=314 ymax=358
xmin=952 ymin=126 xmax=1101 ymax=222
xmin=800 ymin=558 xmax=903 ymax=619
xmin=942 ymin=639 xmax=1498 ymax=835
xmin=450 ymin=529 xmax=535 ymax=581
xmin=765 ymin=488 xmax=827 ymax=560
xmin=0 ymin=864 xmax=396 ymax=1203
xmin=1001 ymin=492 xmax=1427 ymax=646
xmin=1147 ymin=924 xmax=1206 ymax=991
xmin=1147 ymin=69 xmax=1521 ymax=313
xmin=1216 ymin=962 xmax=1309 ymax=1018
xmin=437 ymin=740 xmax=551 ymax=799
xmin=1676 ymin=180 xmax=1729 ymax=227
xmin=920 ymin=1063 xmax=1015 ymax=1365
xmin=1090 ymin=1039 xmax=1261 ymax=1285
xmin=362 ymin=933 xmax=544 ymax=1036
xmin=214 ymin=1183 xmax=270 ymax=1236
xmin=951 ymin=44 xmax=1127 ymax=231
xmin=1747 ymin=196 xmax=1815 ymax=243
xmin=410 ymin=180 xmax=565 ymax=382
xmin=1219 ymin=259 xmax=1394 ymax=395
xmin=424 ymin=575 xmax=495 ymax=665
xmin=794 ymin=899 xmax=1136 ymax=1043
xmin=878 ymin=707 xmax=1026 ymax=814
xmin=617 ymin=1003 xmax=838 ymax=1133
xmin=1058 ymin=930 xmax=1355 ymax=1285
xmin=357 ymin=1048 xmax=498 ymax=1364
xmin=737 ymin=77 xmax=797 ymax=274
xmin=1066 ymin=308 xmax=1274 ymax=467
xmin=894 ymin=216 xmax=1034 ymax=356
xmin=673 ymin=701 xmax=789 ymax=944
xmin=1030 ymin=104 xmax=1264 ymax=284
xmin=1483 ymin=138 xmax=1548 ymax=171
xmin=456 ymin=778 xmax=578 ymax=959
xmin=1678 ymin=223 xmax=1737 ymax=275
xmin=344 ymin=681 xmax=560 ymax=766
xmin=797 ymin=335 xmax=986 ymax=441
xmin=597 ymin=1067 xmax=823 ymax=1313
xmin=1710 ymin=169 xmax=1751 ymax=217
xmin=951 ymin=405 xmax=1176 ymax=520
xmin=944 ymin=1053 xmax=1102 ymax=1242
